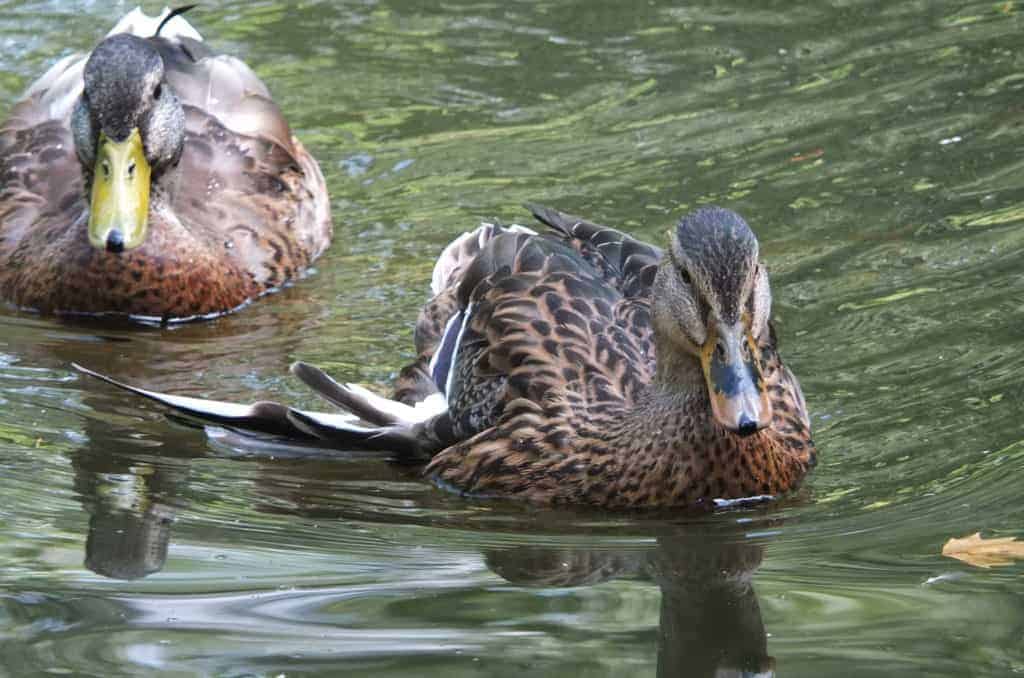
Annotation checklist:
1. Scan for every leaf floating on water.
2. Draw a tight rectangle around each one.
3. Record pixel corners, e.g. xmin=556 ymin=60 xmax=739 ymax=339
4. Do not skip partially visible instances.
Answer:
xmin=942 ymin=532 xmax=1024 ymax=568
xmin=790 ymin=148 xmax=824 ymax=163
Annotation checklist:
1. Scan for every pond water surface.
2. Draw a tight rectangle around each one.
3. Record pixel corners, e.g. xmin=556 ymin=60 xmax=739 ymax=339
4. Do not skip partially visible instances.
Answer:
xmin=2 ymin=1 xmax=1024 ymax=676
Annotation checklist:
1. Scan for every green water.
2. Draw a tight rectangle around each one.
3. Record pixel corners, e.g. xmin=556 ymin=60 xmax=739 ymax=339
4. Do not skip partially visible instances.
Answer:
xmin=2 ymin=0 xmax=1024 ymax=675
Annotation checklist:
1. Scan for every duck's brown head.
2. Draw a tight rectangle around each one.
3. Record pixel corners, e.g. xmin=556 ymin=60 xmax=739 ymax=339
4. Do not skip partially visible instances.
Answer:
xmin=71 ymin=33 xmax=185 ymax=253
xmin=652 ymin=207 xmax=773 ymax=436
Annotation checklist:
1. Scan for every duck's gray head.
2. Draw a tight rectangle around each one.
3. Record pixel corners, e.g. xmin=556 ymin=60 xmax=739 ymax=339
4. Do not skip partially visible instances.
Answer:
xmin=71 ymin=33 xmax=185 ymax=253
xmin=652 ymin=207 xmax=773 ymax=436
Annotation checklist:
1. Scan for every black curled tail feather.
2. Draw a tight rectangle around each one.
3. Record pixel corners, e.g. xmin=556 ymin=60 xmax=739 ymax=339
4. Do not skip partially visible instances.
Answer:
xmin=154 ymin=5 xmax=198 ymax=37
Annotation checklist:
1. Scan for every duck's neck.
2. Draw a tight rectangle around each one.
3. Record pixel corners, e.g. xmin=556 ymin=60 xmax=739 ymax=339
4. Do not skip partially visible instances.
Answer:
xmin=585 ymin=353 xmax=810 ymax=507
xmin=653 ymin=343 xmax=706 ymax=394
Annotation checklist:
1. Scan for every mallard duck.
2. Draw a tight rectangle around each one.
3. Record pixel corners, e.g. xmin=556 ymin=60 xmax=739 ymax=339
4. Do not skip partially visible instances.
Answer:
xmin=0 ymin=7 xmax=331 ymax=320
xmin=76 ymin=204 xmax=816 ymax=509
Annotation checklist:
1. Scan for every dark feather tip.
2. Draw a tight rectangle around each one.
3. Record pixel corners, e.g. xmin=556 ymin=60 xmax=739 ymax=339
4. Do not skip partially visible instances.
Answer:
xmin=155 ymin=4 xmax=199 ymax=38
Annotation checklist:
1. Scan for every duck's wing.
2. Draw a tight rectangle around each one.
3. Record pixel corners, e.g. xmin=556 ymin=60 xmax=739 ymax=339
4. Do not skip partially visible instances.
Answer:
xmin=393 ymin=222 xmax=537 ymax=406
xmin=0 ymin=54 xmax=86 ymax=272
xmin=411 ymin=205 xmax=660 ymax=358
xmin=403 ymin=215 xmax=657 ymax=422
xmin=406 ymin=219 xmax=660 ymax=499
xmin=526 ymin=203 xmax=662 ymax=298
xmin=397 ymin=206 xmax=661 ymax=410
xmin=153 ymin=37 xmax=298 ymax=165
xmin=761 ymin=323 xmax=814 ymax=437
xmin=440 ymin=228 xmax=654 ymax=433
xmin=144 ymin=19 xmax=331 ymax=286
xmin=296 ymin=222 xmax=656 ymax=471
xmin=424 ymin=266 xmax=655 ymax=499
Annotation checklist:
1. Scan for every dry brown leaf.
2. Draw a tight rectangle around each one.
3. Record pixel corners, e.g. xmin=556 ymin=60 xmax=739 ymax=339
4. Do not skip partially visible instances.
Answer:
xmin=942 ymin=532 xmax=1024 ymax=569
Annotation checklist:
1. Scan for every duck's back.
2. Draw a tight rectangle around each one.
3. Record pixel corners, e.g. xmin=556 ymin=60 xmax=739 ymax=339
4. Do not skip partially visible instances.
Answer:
xmin=409 ymin=208 xmax=662 ymax=448
xmin=154 ymin=34 xmax=332 ymax=292
xmin=407 ymin=230 xmax=650 ymax=501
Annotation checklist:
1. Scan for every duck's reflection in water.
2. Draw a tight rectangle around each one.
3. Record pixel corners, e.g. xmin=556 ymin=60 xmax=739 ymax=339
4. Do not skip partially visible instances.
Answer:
xmin=487 ymin=536 xmax=773 ymax=678
xmin=72 ymin=431 xmax=775 ymax=677
xmin=69 ymin=422 xmax=194 ymax=580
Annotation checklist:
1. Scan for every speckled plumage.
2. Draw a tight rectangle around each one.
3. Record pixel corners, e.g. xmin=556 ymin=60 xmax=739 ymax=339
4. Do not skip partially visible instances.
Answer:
xmin=75 ymin=204 xmax=815 ymax=510
xmin=407 ymin=206 xmax=815 ymax=507
xmin=0 ymin=10 xmax=331 ymax=320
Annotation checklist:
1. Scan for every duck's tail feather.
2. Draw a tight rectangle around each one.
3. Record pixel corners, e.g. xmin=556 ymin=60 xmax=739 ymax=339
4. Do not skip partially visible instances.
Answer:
xmin=107 ymin=6 xmax=204 ymax=41
xmin=282 ymin=410 xmax=443 ymax=461
xmin=291 ymin=361 xmax=397 ymax=425
xmin=289 ymin=362 xmax=456 ymax=457
xmin=291 ymin=362 xmax=448 ymax=428
xmin=73 ymin=363 xmax=454 ymax=460
xmin=73 ymin=363 xmax=321 ymax=440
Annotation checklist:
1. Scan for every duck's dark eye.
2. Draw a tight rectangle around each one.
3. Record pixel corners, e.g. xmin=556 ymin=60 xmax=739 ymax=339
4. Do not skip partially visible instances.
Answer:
xmin=679 ymin=267 xmax=691 ymax=285
xmin=154 ymin=83 xmax=163 ymax=100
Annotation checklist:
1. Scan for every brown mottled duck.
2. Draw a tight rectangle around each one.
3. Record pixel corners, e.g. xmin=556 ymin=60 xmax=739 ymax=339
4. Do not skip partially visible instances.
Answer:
xmin=76 ymin=204 xmax=816 ymax=509
xmin=0 ymin=8 xmax=331 ymax=321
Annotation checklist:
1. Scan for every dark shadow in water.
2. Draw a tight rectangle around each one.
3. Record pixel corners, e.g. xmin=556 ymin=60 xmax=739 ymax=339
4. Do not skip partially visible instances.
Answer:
xmin=68 ymin=421 xmax=421 ymax=580
xmin=487 ymin=536 xmax=773 ymax=678
xmin=70 ymin=426 xmax=776 ymax=677
xmin=68 ymin=419 xmax=196 ymax=580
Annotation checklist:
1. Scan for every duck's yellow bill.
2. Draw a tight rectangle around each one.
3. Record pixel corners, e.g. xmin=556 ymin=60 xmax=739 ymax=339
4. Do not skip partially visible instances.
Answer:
xmin=700 ymin=322 xmax=773 ymax=436
xmin=88 ymin=129 xmax=151 ymax=253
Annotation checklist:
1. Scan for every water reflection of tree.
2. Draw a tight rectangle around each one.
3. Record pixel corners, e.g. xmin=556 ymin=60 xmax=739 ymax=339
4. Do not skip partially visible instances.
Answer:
xmin=71 ymin=434 xmax=776 ymax=677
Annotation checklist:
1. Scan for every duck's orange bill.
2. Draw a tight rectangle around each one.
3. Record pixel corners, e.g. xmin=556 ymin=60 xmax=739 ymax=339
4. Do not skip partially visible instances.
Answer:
xmin=88 ymin=129 xmax=151 ymax=253
xmin=700 ymin=322 xmax=772 ymax=436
